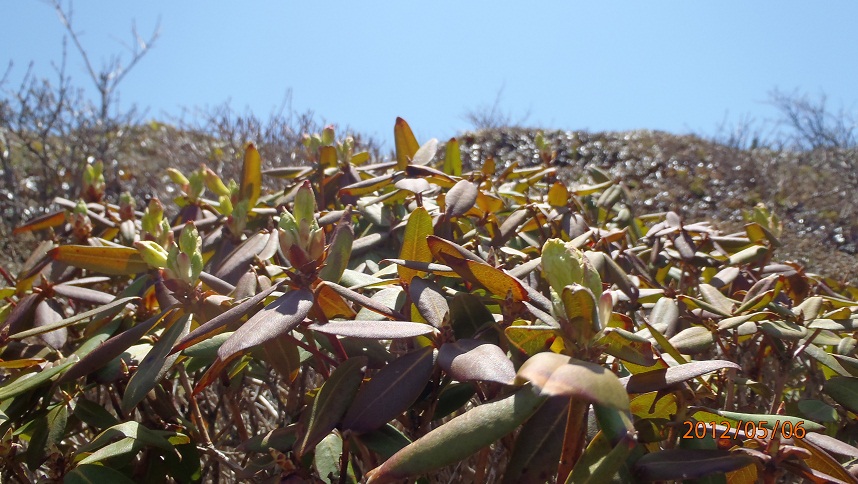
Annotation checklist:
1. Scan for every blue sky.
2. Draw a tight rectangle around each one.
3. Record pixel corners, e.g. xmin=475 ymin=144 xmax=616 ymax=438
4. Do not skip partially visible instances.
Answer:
xmin=3 ymin=1 xmax=858 ymax=149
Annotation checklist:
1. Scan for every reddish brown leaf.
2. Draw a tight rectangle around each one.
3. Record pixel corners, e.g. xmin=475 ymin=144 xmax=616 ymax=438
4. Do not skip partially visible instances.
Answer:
xmin=438 ymin=339 xmax=515 ymax=385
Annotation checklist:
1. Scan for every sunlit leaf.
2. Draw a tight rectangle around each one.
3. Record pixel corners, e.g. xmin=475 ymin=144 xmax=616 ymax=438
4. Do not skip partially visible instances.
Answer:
xmin=438 ymin=339 xmax=515 ymax=385
xmin=240 ymin=142 xmax=262 ymax=207
xmin=516 ymin=352 xmax=629 ymax=410
xmin=398 ymin=207 xmax=433 ymax=284
xmin=50 ymin=245 xmax=149 ymax=275
xmin=394 ymin=117 xmax=419 ymax=170
xmin=308 ymin=320 xmax=435 ymax=339
xmin=365 ymin=385 xmax=545 ymax=483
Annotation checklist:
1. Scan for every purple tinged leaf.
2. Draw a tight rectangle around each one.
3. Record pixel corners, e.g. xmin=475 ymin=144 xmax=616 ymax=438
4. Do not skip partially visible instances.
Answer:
xmin=59 ymin=309 xmax=174 ymax=384
xmin=318 ymin=210 xmax=354 ymax=284
xmin=342 ymin=347 xmax=436 ymax=434
xmin=34 ymin=299 xmax=67 ymax=349
xmin=668 ymin=326 xmax=715 ymax=354
xmin=171 ymin=281 xmax=282 ymax=354
xmin=308 ymin=320 xmax=436 ymax=339
xmin=199 ymin=271 xmax=236 ymax=295
xmin=216 ymin=288 xmax=314 ymax=362
xmin=409 ymin=277 xmax=449 ymax=328
xmin=323 ymin=282 xmax=407 ymax=321
xmin=438 ymin=339 xmax=515 ymax=385
xmin=213 ymin=231 xmax=270 ymax=285
xmin=502 ymin=396 xmax=568 ymax=483
xmin=515 ymin=352 xmax=629 ymax=410
xmin=444 ymin=180 xmax=478 ymax=218
xmin=230 ymin=271 xmax=258 ymax=300
xmin=53 ymin=284 xmax=114 ymax=305
xmin=620 ymin=360 xmax=740 ymax=394
xmin=634 ymin=449 xmax=756 ymax=481
xmin=393 ymin=178 xmax=431 ymax=194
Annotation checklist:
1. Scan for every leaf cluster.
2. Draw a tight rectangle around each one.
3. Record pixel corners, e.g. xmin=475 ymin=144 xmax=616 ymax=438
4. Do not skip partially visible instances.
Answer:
xmin=1 ymin=118 xmax=857 ymax=482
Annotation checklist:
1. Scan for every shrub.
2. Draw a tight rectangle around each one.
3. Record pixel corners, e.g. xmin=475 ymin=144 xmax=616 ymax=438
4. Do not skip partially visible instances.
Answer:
xmin=1 ymin=118 xmax=857 ymax=482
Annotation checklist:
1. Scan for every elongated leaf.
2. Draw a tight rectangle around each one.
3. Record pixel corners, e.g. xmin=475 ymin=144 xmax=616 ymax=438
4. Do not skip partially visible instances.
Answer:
xmin=438 ymin=339 xmax=515 ymax=385
xmin=216 ymin=289 xmax=313 ymax=362
xmin=296 ymin=357 xmax=366 ymax=456
xmin=394 ymin=117 xmax=420 ymax=170
xmin=339 ymin=174 xmax=395 ymax=197
xmin=65 ymin=464 xmax=136 ymax=484
xmin=445 ymin=180 xmax=478 ymax=218
xmin=49 ymin=245 xmax=149 ymax=275
xmin=398 ymin=207 xmax=433 ymax=284
xmin=505 ymin=325 xmax=560 ymax=357
xmin=324 ymin=282 xmax=407 ymax=320
xmin=25 ymin=402 xmax=67 ymax=470
xmin=53 ymin=284 xmax=114 ymax=305
xmin=308 ymin=320 xmax=435 ymax=339
xmin=426 ymin=235 xmax=486 ymax=264
xmin=567 ymin=432 xmax=636 ymax=484
xmin=241 ymin=143 xmax=262 ymax=207
xmin=358 ymin=424 xmax=413 ymax=460
xmin=343 ymin=347 xmax=436 ymax=434
xmin=171 ymin=282 xmax=281 ymax=354
xmin=34 ymin=298 xmax=67 ymax=349
xmin=439 ymin=254 xmax=528 ymax=302
xmin=13 ymin=210 xmax=66 ymax=235
xmin=10 ymin=295 xmax=135 ymax=340
xmin=409 ymin=277 xmax=448 ymax=328
xmin=214 ymin=231 xmax=270 ymax=285
xmin=669 ymin=326 xmax=715 ymax=354
xmin=443 ymin=138 xmax=462 ymax=176
xmin=516 ymin=352 xmax=629 ymax=410
xmin=694 ymin=408 xmax=825 ymax=434
xmin=824 ymin=376 xmax=858 ymax=413
xmin=122 ymin=313 xmax=192 ymax=412
xmin=365 ymin=385 xmax=545 ymax=483
xmin=314 ymin=282 xmax=357 ymax=320
xmin=597 ymin=328 xmax=657 ymax=366
xmin=503 ymin=396 xmax=568 ymax=484
xmin=59 ymin=309 xmax=173 ymax=384
xmin=635 ymin=449 xmax=756 ymax=481
xmin=621 ymin=360 xmax=740 ymax=394
xmin=318 ymin=212 xmax=354 ymax=283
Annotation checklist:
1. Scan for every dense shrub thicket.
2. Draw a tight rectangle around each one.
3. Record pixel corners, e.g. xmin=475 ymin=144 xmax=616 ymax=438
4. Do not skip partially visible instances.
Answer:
xmin=0 ymin=118 xmax=857 ymax=482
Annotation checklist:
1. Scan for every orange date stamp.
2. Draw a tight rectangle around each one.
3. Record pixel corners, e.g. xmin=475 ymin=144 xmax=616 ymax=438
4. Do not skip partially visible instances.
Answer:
xmin=682 ymin=420 xmax=807 ymax=440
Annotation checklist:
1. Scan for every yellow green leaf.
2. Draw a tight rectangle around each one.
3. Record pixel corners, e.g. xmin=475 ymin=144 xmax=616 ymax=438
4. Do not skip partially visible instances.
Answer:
xmin=50 ymin=245 xmax=149 ymax=275
xmin=394 ymin=117 xmax=419 ymax=170
xmin=398 ymin=207 xmax=433 ymax=284
xmin=240 ymin=142 xmax=262 ymax=207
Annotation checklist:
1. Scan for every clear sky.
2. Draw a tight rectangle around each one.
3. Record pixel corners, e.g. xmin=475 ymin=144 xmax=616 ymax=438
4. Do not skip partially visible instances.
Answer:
xmin=3 ymin=1 xmax=858 ymax=149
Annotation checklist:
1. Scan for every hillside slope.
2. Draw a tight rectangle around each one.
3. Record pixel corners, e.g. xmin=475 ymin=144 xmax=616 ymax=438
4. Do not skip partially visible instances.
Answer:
xmin=2 ymin=126 xmax=857 ymax=281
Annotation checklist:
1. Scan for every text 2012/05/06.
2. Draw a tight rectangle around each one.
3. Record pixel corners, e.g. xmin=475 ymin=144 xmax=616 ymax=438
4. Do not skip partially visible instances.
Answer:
xmin=682 ymin=420 xmax=807 ymax=440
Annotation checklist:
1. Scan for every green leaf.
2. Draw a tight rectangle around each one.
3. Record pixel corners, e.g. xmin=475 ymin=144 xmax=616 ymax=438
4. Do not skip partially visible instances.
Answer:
xmin=64 ymin=464 xmax=136 ymax=484
xmin=9 ymin=296 xmax=138 ymax=340
xmin=668 ymin=326 xmax=715 ymax=354
xmin=365 ymin=386 xmax=545 ymax=483
xmin=318 ymin=211 xmax=354 ymax=284
xmin=567 ymin=432 xmax=636 ymax=484
xmin=398 ymin=207 xmax=433 ymax=284
xmin=597 ymin=328 xmax=657 ymax=366
xmin=296 ymin=357 xmax=366 ymax=455
xmin=0 ymin=358 xmax=77 ymax=401
xmin=73 ymin=398 xmax=121 ymax=430
xmin=443 ymin=138 xmax=462 ymax=176
xmin=357 ymin=424 xmax=413 ymax=460
xmin=824 ymin=376 xmax=858 ymax=414
xmin=503 ymin=396 xmax=568 ymax=484
xmin=121 ymin=313 xmax=192 ymax=412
